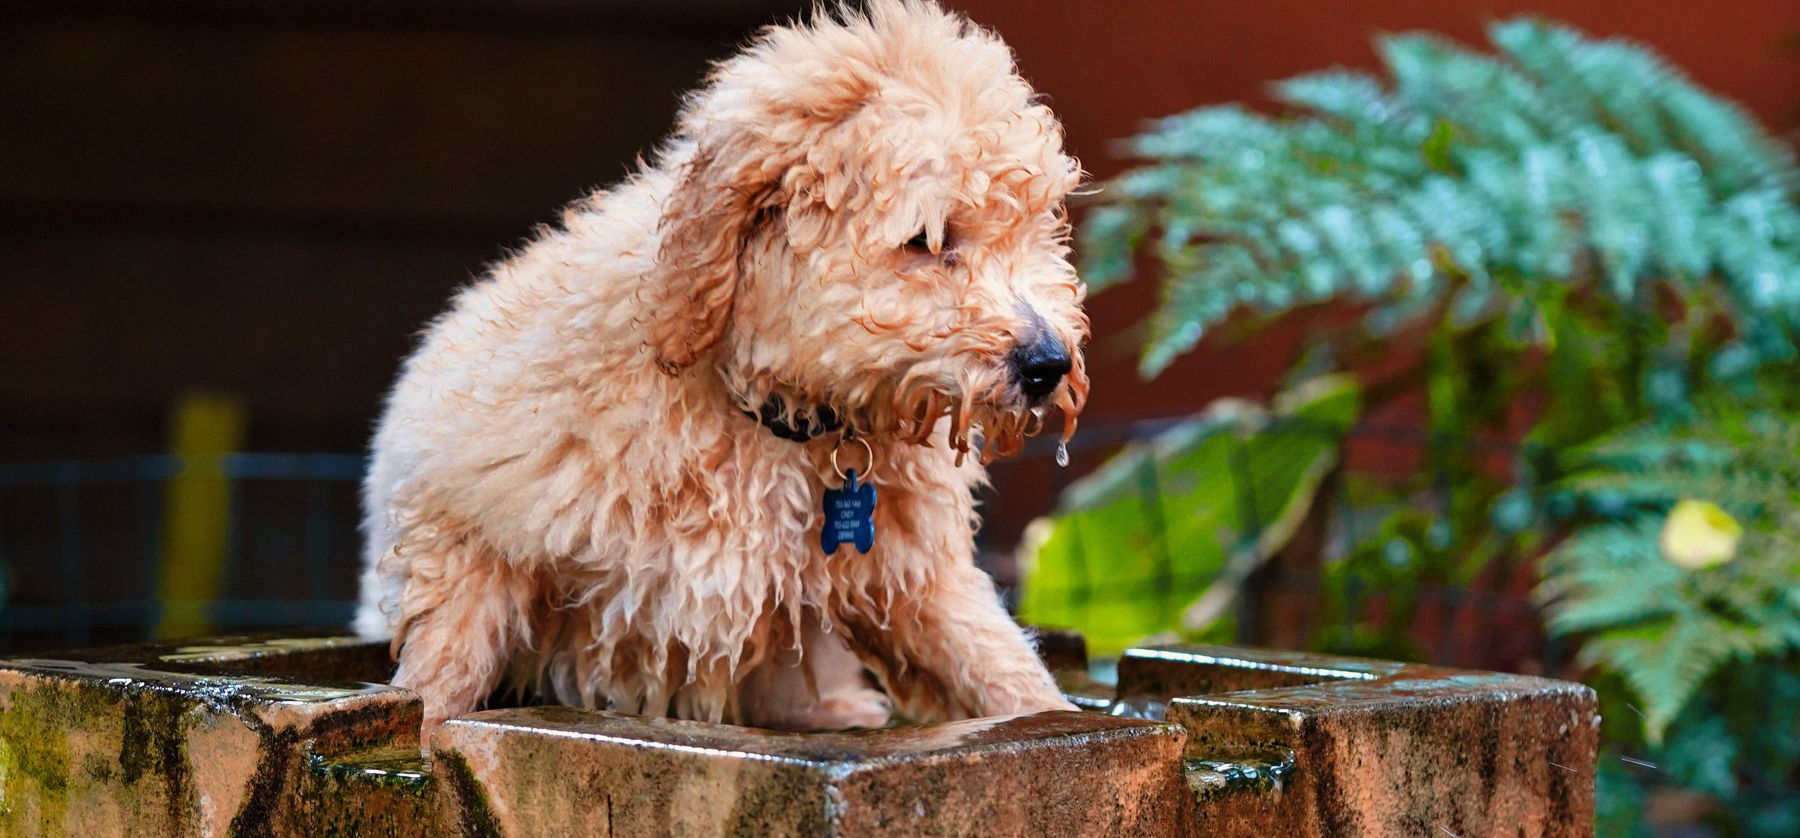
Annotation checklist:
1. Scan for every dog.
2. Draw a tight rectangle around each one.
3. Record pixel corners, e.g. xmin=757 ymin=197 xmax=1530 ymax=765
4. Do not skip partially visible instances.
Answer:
xmin=354 ymin=0 xmax=1089 ymax=745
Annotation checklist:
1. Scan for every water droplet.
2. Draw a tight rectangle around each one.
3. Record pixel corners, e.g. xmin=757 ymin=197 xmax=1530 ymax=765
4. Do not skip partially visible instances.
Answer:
xmin=1055 ymin=441 xmax=1069 ymax=468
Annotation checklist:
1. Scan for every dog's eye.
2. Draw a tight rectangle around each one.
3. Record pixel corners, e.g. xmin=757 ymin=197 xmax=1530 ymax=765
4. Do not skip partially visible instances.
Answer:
xmin=904 ymin=230 xmax=932 ymax=252
xmin=902 ymin=228 xmax=956 ymax=261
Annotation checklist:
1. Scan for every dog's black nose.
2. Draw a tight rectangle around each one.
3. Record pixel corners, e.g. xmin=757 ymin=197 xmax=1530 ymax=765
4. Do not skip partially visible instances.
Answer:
xmin=1010 ymin=337 xmax=1071 ymax=402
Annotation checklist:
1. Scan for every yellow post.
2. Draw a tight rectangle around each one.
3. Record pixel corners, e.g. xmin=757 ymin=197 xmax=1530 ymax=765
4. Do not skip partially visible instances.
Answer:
xmin=154 ymin=393 xmax=246 ymax=639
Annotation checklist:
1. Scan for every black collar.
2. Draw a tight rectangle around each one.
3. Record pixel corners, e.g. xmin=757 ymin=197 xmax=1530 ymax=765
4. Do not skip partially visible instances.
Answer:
xmin=741 ymin=396 xmax=843 ymax=442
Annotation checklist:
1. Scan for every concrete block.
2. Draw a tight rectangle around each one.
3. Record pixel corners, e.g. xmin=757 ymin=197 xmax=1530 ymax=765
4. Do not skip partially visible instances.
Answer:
xmin=0 ymin=632 xmax=1598 ymax=836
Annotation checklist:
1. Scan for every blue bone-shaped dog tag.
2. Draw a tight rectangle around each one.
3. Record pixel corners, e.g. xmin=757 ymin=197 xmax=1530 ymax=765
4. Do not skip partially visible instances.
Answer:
xmin=821 ymin=469 xmax=876 ymax=554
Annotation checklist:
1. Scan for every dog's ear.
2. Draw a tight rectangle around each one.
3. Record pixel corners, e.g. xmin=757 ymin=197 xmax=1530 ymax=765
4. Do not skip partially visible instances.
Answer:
xmin=645 ymin=132 xmax=785 ymax=376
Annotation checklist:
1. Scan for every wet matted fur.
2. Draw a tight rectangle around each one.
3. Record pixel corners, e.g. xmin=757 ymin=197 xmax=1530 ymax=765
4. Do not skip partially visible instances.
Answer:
xmin=355 ymin=0 xmax=1090 ymax=743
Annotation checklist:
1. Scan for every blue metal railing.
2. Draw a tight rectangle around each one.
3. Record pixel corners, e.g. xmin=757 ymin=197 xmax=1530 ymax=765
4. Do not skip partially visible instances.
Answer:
xmin=0 ymin=453 xmax=364 ymax=649
xmin=0 ymin=425 xmax=1548 ymax=669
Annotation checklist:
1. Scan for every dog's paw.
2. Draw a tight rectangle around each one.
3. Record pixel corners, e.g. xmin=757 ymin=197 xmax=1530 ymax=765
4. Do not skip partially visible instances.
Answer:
xmin=417 ymin=714 xmax=446 ymax=756
xmin=804 ymin=687 xmax=893 ymax=731
xmin=982 ymin=688 xmax=1080 ymax=717
xmin=1029 ymin=696 xmax=1081 ymax=714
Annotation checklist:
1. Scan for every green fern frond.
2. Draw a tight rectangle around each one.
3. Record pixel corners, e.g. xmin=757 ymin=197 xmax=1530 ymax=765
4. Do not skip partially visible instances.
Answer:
xmin=1088 ymin=17 xmax=1800 ymax=377
xmin=1540 ymin=411 xmax=1800 ymax=743
xmin=1537 ymin=521 xmax=1684 ymax=634
xmin=1578 ymin=612 xmax=1773 ymax=744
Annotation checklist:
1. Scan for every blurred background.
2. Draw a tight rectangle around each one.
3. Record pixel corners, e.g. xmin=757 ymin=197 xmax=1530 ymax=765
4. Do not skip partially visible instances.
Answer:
xmin=3 ymin=2 xmax=1798 ymax=833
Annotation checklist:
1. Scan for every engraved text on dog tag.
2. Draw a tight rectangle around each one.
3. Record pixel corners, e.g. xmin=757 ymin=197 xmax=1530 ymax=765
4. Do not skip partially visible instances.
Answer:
xmin=821 ymin=469 xmax=876 ymax=554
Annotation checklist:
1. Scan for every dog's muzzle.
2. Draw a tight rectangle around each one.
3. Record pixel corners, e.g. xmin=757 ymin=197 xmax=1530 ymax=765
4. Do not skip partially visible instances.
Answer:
xmin=1009 ymin=336 xmax=1071 ymax=403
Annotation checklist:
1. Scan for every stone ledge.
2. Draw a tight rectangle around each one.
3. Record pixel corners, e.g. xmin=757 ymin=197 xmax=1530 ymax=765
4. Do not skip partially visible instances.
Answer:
xmin=0 ymin=632 xmax=1597 ymax=836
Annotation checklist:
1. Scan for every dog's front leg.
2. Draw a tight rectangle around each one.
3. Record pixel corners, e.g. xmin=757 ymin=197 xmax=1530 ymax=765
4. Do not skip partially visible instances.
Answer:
xmin=846 ymin=558 xmax=1075 ymax=722
xmin=385 ymin=528 xmax=535 ymax=750
xmin=737 ymin=614 xmax=892 ymax=731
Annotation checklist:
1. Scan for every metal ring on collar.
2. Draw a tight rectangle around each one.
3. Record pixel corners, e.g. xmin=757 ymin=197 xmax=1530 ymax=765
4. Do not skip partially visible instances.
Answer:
xmin=830 ymin=435 xmax=877 ymax=482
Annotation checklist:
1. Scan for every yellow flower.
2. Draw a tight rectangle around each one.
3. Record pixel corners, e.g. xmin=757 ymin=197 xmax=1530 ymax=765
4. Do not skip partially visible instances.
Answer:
xmin=1660 ymin=499 xmax=1742 ymax=570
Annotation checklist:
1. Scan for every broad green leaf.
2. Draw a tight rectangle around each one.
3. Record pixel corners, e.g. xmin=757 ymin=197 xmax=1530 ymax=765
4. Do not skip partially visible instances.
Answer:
xmin=1019 ymin=376 xmax=1360 ymax=655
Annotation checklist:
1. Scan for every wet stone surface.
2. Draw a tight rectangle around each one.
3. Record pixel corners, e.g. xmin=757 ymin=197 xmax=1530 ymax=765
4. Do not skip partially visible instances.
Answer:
xmin=0 ymin=633 xmax=1597 ymax=836
xmin=1184 ymin=752 xmax=1296 ymax=800
xmin=432 ymin=705 xmax=1188 ymax=836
